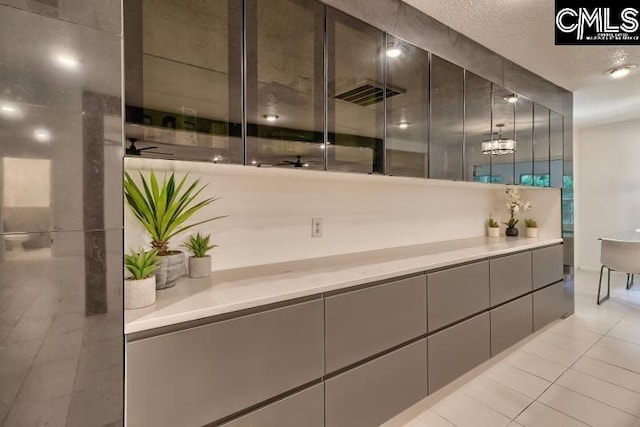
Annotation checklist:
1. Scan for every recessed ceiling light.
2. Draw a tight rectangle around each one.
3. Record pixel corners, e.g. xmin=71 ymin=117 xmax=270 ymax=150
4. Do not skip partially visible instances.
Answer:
xmin=55 ymin=53 xmax=80 ymax=70
xmin=606 ymin=65 xmax=636 ymax=79
xmin=33 ymin=128 xmax=51 ymax=142
xmin=213 ymin=156 xmax=222 ymax=163
xmin=398 ymin=121 xmax=410 ymax=129
xmin=386 ymin=47 xmax=401 ymax=58
xmin=303 ymin=163 xmax=309 ymax=168
xmin=504 ymin=94 xmax=518 ymax=103
xmin=251 ymin=160 xmax=257 ymax=165
xmin=0 ymin=103 xmax=21 ymax=118
xmin=263 ymin=114 xmax=279 ymax=122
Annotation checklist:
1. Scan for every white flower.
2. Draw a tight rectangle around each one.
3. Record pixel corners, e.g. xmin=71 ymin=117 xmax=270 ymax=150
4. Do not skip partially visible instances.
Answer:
xmin=513 ymin=205 xmax=520 ymax=213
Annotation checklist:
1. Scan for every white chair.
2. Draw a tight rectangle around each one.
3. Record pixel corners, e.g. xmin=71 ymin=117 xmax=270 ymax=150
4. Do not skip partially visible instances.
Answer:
xmin=597 ymin=238 xmax=640 ymax=304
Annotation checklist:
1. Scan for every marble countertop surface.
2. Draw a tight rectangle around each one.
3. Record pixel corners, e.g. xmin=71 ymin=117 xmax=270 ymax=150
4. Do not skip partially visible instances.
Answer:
xmin=125 ymin=236 xmax=563 ymax=334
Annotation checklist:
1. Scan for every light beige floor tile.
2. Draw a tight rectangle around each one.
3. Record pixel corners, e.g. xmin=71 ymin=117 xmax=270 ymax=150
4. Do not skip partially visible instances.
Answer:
xmin=515 ymin=402 xmax=589 ymax=427
xmin=432 ymin=392 xmax=511 ymax=427
xmin=503 ymin=350 xmax=566 ymax=382
xmin=572 ymin=356 xmax=640 ymax=394
xmin=608 ymin=317 xmax=640 ymax=346
xmin=556 ymin=368 xmax=640 ymax=417
xmin=538 ymin=384 xmax=640 ymax=427
xmin=507 ymin=422 xmax=524 ymax=427
xmin=400 ymin=410 xmax=455 ymax=427
xmin=519 ymin=338 xmax=584 ymax=367
xmin=482 ymin=364 xmax=551 ymax=400
xmin=547 ymin=321 xmax=603 ymax=344
xmin=460 ymin=376 xmax=533 ymax=419
xmin=586 ymin=336 xmax=640 ymax=374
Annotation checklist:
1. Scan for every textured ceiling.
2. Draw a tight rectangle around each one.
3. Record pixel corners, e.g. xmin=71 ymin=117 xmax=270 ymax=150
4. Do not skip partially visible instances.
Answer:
xmin=404 ymin=0 xmax=640 ymax=129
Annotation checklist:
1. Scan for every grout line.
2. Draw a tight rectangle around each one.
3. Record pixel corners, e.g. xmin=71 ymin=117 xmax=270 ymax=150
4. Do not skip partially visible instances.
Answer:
xmin=532 ymin=401 xmax=591 ymax=426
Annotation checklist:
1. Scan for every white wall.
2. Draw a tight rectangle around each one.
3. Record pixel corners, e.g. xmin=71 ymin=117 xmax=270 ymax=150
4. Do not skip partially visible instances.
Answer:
xmin=125 ymin=158 xmax=561 ymax=271
xmin=575 ymin=120 xmax=640 ymax=270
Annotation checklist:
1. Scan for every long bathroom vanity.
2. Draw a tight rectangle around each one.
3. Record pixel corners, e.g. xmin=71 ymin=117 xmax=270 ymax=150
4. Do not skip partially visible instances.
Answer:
xmin=125 ymin=237 xmax=566 ymax=427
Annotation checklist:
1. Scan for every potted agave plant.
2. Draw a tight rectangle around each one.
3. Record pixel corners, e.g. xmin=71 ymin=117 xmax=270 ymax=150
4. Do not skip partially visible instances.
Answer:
xmin=525 ymin=218 xmax=538 ymax=238
xmin=125 ymin=248 xmax=161 ymax=309
xmin=124 ymin=171 xmax=224 ymax=289
xmin=183 ymin=232 xmax=217 ymax=278
xmin=487 ymin=216 xmax=500 ymax=237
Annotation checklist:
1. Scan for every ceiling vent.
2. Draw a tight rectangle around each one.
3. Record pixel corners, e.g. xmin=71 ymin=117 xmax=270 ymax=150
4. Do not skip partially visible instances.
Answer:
xmin=335 ymin=80 xmax=405 ymax=107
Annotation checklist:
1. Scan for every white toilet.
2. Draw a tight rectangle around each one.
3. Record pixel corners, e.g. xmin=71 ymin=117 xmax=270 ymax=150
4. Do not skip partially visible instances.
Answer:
xmin=4 ymin=233 xmax=30 ymax=252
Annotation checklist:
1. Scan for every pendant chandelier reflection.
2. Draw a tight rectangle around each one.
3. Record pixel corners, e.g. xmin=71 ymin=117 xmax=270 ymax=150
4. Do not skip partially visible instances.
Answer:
xmin=482 ymin=123 xmax=516 ymax=155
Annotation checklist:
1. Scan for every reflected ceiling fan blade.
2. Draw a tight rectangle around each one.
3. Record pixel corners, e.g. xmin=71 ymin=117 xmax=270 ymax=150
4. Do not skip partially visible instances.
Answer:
xmin=138 ymin=146 xmax=158 ymax=151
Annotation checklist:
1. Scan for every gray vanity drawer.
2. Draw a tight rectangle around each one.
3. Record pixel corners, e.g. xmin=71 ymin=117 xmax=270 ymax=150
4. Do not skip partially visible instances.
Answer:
xmin=491 ymin=294 xmax=533 ymax=355
xmin=533 ymin=281 xmax=566 ymax=330
xmin=532 ymin=245 xmax=563 ymax=290
xmin=428 ymin=313 xmax=490 ymax=393
xmin=127 ymin=299 xmax=324 ymax=427
xmin=222 ymin=384 xmax=324 ymax=427
xmin=490 ymin=252 xmax=532 ymax=306
xmin=325 ymin=275 xmax=427 ymax=373
xmin=428 ymin=261 xmax=489 ymax=331
xmin=325 ymin=339 xmax=428 ymax=427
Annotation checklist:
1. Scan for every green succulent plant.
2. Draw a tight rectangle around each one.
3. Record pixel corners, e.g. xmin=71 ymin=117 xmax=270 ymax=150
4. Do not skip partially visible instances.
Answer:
xmin=487 ymin=216 xmax=499 ymax=228
xmin=125 ymin=248 xmax=161 ymax=280
xmin=124 ymin=171 xmax=225 ymax=256
xmin=183 ymin=233 xmax=217 ymax=258
xmin=524 ymin=218 xmax=538 ymax=228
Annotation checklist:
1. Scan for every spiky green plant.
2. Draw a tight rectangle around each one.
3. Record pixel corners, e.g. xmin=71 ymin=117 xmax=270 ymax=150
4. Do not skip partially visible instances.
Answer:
xmin=524 ymin=218 xmax=538 ymax=228
xmin=487 ymin=216 xmax=499 ymax=228
xmin=124 ymin=171 xmax=225 ymax=256
xmin=183 ymin=233 xmax=217 ymax=258
xmin=125 ymin=248 xmax=161 ymax=280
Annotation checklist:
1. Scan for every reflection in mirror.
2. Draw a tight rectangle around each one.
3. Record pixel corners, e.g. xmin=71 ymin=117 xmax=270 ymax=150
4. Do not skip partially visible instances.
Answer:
xmin=246 ymin=0 xmax=324 ymax=170
xmin=385 ymin=35 xmax=429 ymax=178
xmin=124 ymin=0 xmax=243 ymax=163
xmin=430 ymin=55 xmax=464 ymax=180
xmin=549 ymin=111 xmax=563 ymax=188
xmin=533 ymin=104 xmax=550 ymax=187
xmin=490 ymin=86 xmax=516 ymax=184
xmin=2 ymin=158 xmax=52 ymax=260
xmin=464 ymin=72 xmax=492 ymax=183
xmin=515 ymin=97 xmax=534 ymax=185
xmin=327 ymin=7 xmax=384 ymax=174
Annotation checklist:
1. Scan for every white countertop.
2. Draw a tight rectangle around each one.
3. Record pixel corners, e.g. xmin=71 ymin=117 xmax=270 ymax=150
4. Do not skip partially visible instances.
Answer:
xmin=125 ymin=236 xmax=563 ymax=334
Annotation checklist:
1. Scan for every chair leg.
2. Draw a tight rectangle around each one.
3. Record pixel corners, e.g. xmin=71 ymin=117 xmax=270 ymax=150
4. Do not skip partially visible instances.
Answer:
xmin=628 ymin=274 xmax=635 ymax=290
xmin=597 ymin=265 xmax=609 ymax=305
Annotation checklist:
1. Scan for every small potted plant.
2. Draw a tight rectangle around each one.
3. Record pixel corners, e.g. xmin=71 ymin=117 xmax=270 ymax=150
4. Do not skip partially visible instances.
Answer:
xmin=124 ymin=171 xmax=225 ymax=289
xmin=504 ymin=187 xmax=531 ymax=237
xmin=487 ymin=216 xmax=500 ymax=237
xmin=125 ymin=248 xmax=161 ymax=310
xmin=525 ymin=218 xmax=538 ymax=238
xmin=183 ymin=232 xmax=217 ymax=278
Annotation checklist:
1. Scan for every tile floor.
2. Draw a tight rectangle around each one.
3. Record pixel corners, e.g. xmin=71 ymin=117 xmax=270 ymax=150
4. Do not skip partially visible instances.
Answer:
xmin=385 ymin=269 xmax=640 ymax=427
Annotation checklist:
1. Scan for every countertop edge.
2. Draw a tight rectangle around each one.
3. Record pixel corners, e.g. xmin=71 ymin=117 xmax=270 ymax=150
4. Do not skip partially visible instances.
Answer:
xmin=125 ymin=237 xmax=563 ymax=335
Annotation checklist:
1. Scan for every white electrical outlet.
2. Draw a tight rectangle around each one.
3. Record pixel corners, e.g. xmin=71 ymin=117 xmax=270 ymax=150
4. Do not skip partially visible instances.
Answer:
xmin=311 ymin=217 xmax=323 ymax=238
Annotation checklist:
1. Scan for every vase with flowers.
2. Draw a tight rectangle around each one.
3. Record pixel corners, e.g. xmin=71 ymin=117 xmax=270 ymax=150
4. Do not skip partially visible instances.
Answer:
xmin=504 ymin=187 xmax=531 ymax=237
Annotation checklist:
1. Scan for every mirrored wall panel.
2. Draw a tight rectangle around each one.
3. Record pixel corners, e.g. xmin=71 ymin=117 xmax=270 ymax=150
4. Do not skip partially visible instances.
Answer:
xmin=327 ymin=8 xmax=385 ymax=174
xmin=490 ymin=86 xmax=516 ymax=184
xmin=515 ymin=97 xmax=534 ymax=185
xmin=385 ymin=35 xmax=429 ymax=178
xmin=533 ymin=104 xmax=550 ymax=187
xmin=464 ymin=72 xmax=492 ymax=183
xmin=549 ymin=110 xmax=563 ymax=189
xmin=124 ymin=0 xmax=243 ymax=163
xmin=246 ymin=0 xmax=324 ymax=169
xmin=429 ymin=55 xmax=464 ymax=180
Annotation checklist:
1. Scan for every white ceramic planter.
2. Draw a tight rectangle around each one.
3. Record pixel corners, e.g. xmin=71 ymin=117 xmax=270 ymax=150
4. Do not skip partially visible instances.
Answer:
xmin=526 ymin=227 xmax=538 ymax=238
xmin=487 ymin=227 xmax=500 ymax=237
xmin=125 ymin=276 xmax=156 ymax=309
xmin=189 ymin=255 xmax=211 ymax=278
xmin=156 ymin=251 xmax=186 ymax=289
